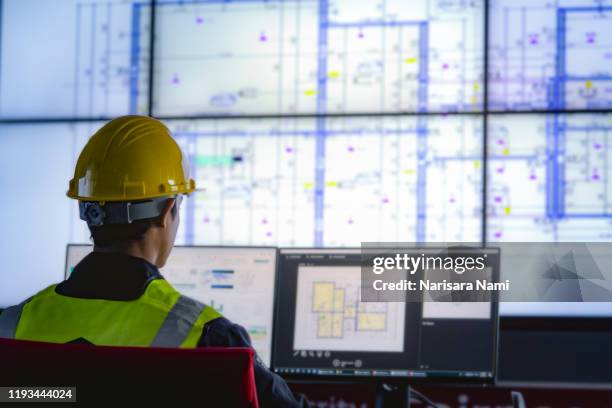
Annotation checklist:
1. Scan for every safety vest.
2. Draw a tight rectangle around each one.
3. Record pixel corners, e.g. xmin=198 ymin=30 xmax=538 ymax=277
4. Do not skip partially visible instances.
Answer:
xmin=0 ymin=279 xmax=221 ymax=348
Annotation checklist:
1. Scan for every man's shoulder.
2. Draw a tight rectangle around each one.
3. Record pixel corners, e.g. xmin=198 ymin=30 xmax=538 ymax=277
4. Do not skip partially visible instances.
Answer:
xmin=198 ymin=316 xmax=252 ymax=348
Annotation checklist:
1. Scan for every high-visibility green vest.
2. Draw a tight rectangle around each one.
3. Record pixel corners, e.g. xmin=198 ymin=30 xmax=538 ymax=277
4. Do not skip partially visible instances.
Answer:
xmin=0 ymin=279 xmax=221 ymax=348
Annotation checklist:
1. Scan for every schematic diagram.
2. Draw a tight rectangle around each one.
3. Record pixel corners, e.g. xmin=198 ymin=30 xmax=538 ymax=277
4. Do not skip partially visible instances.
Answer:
xmin=489 ymin=0 xmax=612 ymax=110
xmin=169 ymin=118 xmax=318 ymax=246
xmin=153 ymin=0 xmax=483 ymax=115
xmin=311 ymin=281 xmax=388 ymax=338
xmin=293 ymin=265 xmax=405 ymax=352
xmin=0 ymin=0 xmax=150 ymax=118
xmin=488 ymin=113 xmax=612 ymax=242
xmin=168 ymin=115 xmax=482 ymax=246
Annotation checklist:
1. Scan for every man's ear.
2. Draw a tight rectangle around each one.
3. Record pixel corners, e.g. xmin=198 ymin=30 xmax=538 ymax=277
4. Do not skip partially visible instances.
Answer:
xmin=157 ymin=198 xmax=176 ymax=228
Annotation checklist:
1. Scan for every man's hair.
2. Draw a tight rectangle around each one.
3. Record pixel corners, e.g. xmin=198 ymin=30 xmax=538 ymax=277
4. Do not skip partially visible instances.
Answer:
xmin=88 ymin=201 xmax=177 ymax=247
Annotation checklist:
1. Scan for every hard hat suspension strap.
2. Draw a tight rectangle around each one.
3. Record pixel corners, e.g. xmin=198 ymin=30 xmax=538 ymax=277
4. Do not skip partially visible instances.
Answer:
xmin=79 ymin=196 xmax=172 ymax=226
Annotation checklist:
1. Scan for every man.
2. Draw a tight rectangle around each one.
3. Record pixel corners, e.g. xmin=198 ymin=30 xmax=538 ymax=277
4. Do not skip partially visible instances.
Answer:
xmin=0 ymin=116 xmax=308 ymax=407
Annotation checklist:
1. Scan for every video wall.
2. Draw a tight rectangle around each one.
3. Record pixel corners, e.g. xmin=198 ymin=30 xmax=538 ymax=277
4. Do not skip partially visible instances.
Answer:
xmin=1 ymin=0 xmax=612 ymax=316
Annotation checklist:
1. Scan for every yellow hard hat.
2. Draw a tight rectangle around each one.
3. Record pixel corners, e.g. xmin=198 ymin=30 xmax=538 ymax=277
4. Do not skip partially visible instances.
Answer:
xmin=67 ymin=115 xmax=195 ymax=202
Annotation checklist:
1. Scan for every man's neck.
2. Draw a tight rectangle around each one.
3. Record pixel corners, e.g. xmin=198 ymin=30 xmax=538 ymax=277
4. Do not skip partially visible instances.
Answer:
xmin=58 ymin=251 xmax=162 ymax=301
xmin=93 ymin=241 xmax=159 ymax=267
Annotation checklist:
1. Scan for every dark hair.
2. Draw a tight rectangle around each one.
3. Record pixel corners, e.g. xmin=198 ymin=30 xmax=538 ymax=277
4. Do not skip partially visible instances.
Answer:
xmin=89 ymin=201 xmax=177 ymax=247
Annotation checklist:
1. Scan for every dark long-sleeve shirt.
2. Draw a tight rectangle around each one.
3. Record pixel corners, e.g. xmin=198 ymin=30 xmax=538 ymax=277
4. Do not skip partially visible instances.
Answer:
xmin=52 ymin=251 xmax=309 ymax=408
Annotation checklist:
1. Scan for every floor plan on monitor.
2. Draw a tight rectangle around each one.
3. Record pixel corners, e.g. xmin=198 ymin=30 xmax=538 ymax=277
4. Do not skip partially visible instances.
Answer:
xmin=293 ymin=265 xmax=405 ymax=352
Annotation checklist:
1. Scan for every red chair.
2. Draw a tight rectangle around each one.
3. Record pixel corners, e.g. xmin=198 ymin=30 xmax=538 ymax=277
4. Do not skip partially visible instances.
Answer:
xmin=0 ymin=338 xmax=259 ymax=407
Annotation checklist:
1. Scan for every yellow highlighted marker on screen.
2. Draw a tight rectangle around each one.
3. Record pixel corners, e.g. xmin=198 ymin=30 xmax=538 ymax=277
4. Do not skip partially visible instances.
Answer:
xmin=586 ymin=80 xmax=593 ymax=89
xmin=328 ymin=71 xmax=340 ymax=79
xmin=405 ymin=57 xmax=417 ymax=64
xmin=304 ymin=89 xmax=317 ymax=96
xmin=474 ymin=160 xmax=481 ymax=169
xmin=325 ymin=181 xmax=338 ymax=187
xmin=504 ymin=206 xmax=511 ymax=215
xmin=304 ymin=182 xmax=314 ymax=189
xmin=503 ymin=148 xmax=510 ymax=156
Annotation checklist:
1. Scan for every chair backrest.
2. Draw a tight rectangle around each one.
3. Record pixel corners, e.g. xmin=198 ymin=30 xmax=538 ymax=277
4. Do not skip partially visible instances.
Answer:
xmin=0 ymin=338 xmax=259 ymax=407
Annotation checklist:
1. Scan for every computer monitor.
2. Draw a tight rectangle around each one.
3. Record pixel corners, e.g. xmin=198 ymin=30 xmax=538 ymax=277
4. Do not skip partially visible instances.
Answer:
xmin=272 ymin=248 xmax=499 ymax=381
xmin=65 ymin=244 xmax=277 ymax=366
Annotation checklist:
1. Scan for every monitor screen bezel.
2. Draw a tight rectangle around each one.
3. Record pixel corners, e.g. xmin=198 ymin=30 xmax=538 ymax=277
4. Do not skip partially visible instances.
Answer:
xmin=271 ymin=246 xmax=500 ymax=384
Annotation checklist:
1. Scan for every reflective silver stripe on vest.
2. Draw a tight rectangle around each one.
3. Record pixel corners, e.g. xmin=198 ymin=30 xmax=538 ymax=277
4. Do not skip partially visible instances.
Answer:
xmin=0 ymin=299 xmax=29 ymax=339
xmin=150 ymin=295 xmax=205 ymax=348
